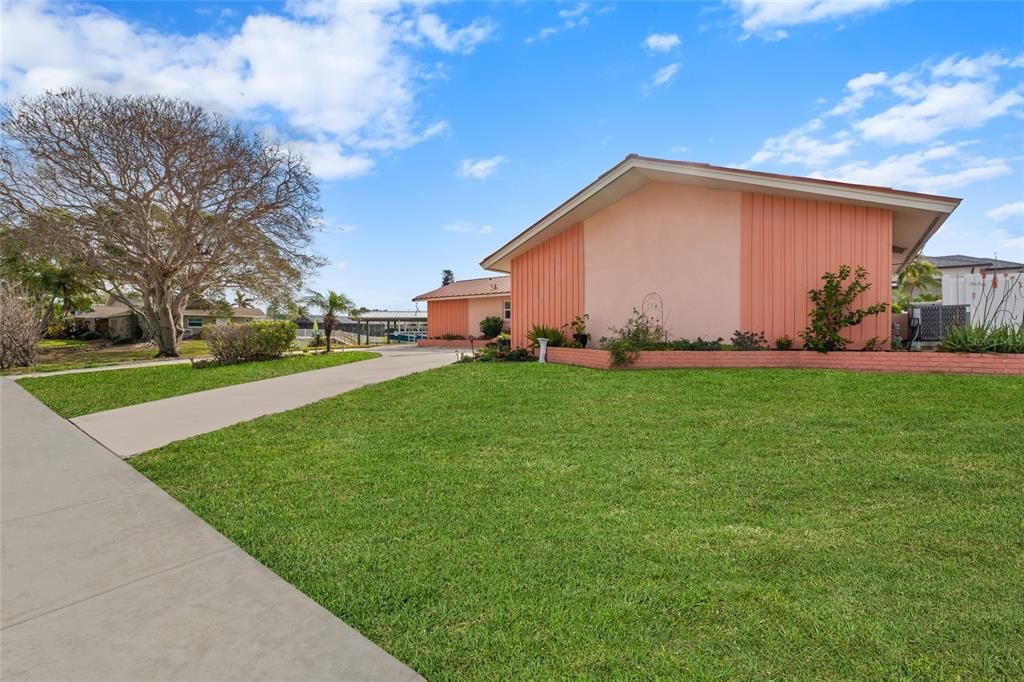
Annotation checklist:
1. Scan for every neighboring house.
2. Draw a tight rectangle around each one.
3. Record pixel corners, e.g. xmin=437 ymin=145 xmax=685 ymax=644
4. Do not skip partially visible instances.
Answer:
xmin=442 ymin=154 xmax=960 ymax=349
xmin=413 ymin=276 xmax=511 ymax=338
xmin=923 ymin=254 xmax=1024 ymax=277
xmin=75 ymin=298 xmax=265 ymax=339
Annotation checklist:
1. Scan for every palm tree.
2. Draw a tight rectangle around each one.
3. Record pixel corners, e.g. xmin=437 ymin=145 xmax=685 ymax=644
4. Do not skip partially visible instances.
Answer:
xmin=896 ymin=258 xmax=941 ymax=307
xmin=233 ymin=290 xmax=254 ymax=308
xmin=305 ymin=289 xmax=354 ymax=352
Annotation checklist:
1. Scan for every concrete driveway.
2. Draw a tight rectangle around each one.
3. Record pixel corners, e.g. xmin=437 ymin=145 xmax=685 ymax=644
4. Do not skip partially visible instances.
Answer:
xmin=0 ymin=378 xmax=424 ymax=681
xmin=73 ymin=345 xmax=458 ymax=457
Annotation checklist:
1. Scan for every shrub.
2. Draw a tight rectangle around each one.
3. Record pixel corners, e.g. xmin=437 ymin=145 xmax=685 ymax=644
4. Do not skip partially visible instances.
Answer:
xmin=600 ymin=308 xmax=667 ymax=366
xmin=439 ymin=333 xmax=466 ymax=341
xmin=940 ymin=323 xmax=1024 ymax=354
xmin=44 ymin=317 xmax=75 ymax=339
xmin=666 ymin=337 xmax=724 ymax=351
xmin=503 ymin=347 xmax=533 ymax=362
xmin=206 ymin=320 xmax=297 ymax=363
xmin=308 ymin=331 xmax=325 ymax=348
xmin=527 ymin=324 xmax=566 ymax=349
xmin=479 ymin=316 xmax=503 ymax=339
xmin=0 ymin=282 xmax=39 ymax=369
xmin=800 ymin=265 xmax=887 ymax=353
xmin=730 ymin=330 xmax=767 ymax=350
xmin=775 ymin=335 xmax=793 ymax=350
xmin=862 ymin=336 xmax=886 ymax=352
xmin=79 ymin=330 xmax=101 ymax=341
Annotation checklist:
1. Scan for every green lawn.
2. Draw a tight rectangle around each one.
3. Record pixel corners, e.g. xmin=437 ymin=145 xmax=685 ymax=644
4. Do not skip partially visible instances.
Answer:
xmin=131 ymin=364 xmax=1024 ymax=680
xmin=19 ymin=351 xmax=378 ymax=418
xmin=2 ymin=338 xmax=212 ymax=375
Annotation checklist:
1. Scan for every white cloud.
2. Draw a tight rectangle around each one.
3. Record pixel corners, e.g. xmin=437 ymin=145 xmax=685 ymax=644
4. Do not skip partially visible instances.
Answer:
xmin=0 ymin=0 xmax=488 ymax=179
xmin=442 ymin=221 xmax=493 ymax=234
xmin=646 ymin=63 xmax=680 ymax=90
xmin=745 ymin=119 xmax=854 ymax=167
xmin=416 ymin=14 xmax=495 ymax=54
xmin=856 ymin=80 xmax=1024 ymax=144
xmin=987 ymin=202 xmax=1024 ymax=222
xmin=644 ymin=33 xmax=680 ymax=53
xmin=559 ymin=3 xmax=590 ymax=19
xmin=819 ymin=145 xmax=1011 ymax=193
xmin=525 ymin=2 xmax=593 ymax=44
xmin=931 ymin=53 xmax=1021 ymax=79
xmin=746 ymin=51 xmax=1022 ymax=196
xmin=287 ymin=140 xmax=375 ymax=180
xmin=828 ymin=71 xmax=888 ymax=115
xmin=729 ymin=0 xmax=899 ymax=39
xmin=457 ymin=155 xmax=506 ymax=179
xmin=525 ymin=27 xmax=559 ymax=44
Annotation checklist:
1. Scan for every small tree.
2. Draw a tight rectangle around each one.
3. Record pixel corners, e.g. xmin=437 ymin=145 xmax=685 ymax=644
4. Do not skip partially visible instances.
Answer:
xmin=0 ymin=281 xmax=39 ymax=369
xmin=233 ymin=290 xmax=255 ymax=308
xmin=893 ymin=257 xmax=941 ymax=312
xmin=441 ymin=269 xmax=455 ymax=286
xmin=1 ymin=226 xmax=99 ymax=334
xmin=800 ymin=265 xmax=887 ymax=353
xmin=306 ymin=289 xmax=354 ymax=352
xmin=0 ymin=89 xmax=322 ymax=357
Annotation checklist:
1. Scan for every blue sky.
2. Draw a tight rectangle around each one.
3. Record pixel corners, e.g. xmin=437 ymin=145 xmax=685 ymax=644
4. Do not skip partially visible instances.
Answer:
xmin=3 ymin=0 xmax=1022 ymax=309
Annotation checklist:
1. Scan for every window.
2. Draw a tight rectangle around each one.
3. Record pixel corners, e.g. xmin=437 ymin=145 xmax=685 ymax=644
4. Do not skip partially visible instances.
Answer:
xmin=186 ymin=317 xmax=204 ymax=329
xmin=503 ymin=300 xmax=512 ymax=321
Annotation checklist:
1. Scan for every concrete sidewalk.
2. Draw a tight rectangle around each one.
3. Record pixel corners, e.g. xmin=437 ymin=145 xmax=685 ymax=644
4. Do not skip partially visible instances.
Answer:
xmin=73 ymin=346 xmax=457 ymax=457
xmin=1 ymin=379 xmax=423 ymax=681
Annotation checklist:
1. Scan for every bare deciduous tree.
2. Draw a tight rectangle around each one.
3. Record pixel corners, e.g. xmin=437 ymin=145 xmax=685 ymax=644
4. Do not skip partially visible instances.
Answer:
xmin=0 ymin=281 xmax=39 ymax=369
xmin=0 ymin=89 xmax=324 ymax=356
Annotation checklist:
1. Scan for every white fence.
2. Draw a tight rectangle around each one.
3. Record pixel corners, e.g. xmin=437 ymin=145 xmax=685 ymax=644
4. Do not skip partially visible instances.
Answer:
xmin=941 ymin=273 xmax=1024 ymax=328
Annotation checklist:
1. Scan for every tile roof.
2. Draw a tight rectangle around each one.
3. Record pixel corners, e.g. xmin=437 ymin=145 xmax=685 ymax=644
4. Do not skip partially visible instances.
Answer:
xmin=413 ymin=276 xmax=511 ymax=301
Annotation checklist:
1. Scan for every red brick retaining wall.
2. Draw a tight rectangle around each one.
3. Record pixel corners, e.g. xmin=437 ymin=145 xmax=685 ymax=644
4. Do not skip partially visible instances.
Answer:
xmin=417 ymin=338 xmax=475 ymax=348
xmin=546 ymin=347 xmax=1024 ymax=376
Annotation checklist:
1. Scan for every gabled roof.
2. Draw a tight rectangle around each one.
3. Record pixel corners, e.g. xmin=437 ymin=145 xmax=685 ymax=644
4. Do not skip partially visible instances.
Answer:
xmin=480 ymin=154 xmax=961 ymax=274
xmin=924 ymin=254 xmax=1024 ymax=271
xmin=412 ymin=276 xmax=511 ymax=301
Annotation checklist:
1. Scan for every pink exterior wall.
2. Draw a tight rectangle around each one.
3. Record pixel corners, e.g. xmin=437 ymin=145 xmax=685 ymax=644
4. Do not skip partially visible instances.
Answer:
xmin=583 ymin=182 xmax=741 ymax=341
xmin=510 ymin=224 xmax=584 ymax=348
xmin=740 ymin=193 xmax=893 ymax=349
xmin=426 ymin=299 xmax=469 ymax=338
xmin=468 ymin=296 xmax=510 ymax=337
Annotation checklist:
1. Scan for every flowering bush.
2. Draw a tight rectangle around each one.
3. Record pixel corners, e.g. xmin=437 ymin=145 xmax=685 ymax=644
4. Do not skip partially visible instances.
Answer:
xmin=205 ymin=320 xmax=297 ymax=363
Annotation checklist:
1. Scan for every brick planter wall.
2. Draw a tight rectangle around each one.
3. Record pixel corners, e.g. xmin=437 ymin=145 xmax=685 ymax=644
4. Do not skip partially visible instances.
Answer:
xmin=546 ymin=347 xmax=1024 ymax=376
xmin=417 ymin=338 xmax=477 ymax=349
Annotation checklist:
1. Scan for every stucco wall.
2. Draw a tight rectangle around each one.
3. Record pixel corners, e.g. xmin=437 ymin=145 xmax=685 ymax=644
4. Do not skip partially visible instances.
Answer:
xmin=583 ymin=182 xmax=742 ymax=342
xmin=467 ymin=296 xmax=509 ymax=337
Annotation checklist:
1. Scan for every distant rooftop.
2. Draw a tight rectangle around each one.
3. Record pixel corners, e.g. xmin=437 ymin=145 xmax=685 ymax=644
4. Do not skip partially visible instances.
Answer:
xmin=924 ymin=254 xmax=1024 ymax=271
xmin=413 ymin=276 xmax=511 ymax=301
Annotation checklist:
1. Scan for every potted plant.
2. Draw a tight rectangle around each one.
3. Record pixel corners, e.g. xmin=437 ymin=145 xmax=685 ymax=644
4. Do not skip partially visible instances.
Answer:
xmin=568 ymin=314 xmax=590 ymax=348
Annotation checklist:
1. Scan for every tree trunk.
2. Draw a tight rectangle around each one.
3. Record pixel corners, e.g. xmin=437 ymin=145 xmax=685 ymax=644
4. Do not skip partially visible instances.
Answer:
xmin=151 ymin=302 xmax=183 ymax=357
xmin=324 ymin=315 xmax=334 ymax=353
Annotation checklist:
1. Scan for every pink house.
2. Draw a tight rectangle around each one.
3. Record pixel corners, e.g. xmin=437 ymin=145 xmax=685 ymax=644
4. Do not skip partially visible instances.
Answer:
xmin=423 ymin=155 xmax=961 ymax=349
xmin=413 ymin=276 xmax=511 ymax=339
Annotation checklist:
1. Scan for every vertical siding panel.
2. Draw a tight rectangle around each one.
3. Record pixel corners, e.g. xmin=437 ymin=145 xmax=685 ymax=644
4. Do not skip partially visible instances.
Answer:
xmin=426 ymin=299 xmax=469 ymax=338
xmin=739 ymin=193 xmax=893 ymax=350
xmin=508 ymin=224 xmax=584 ymax=348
